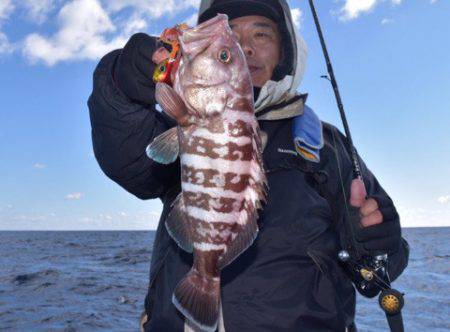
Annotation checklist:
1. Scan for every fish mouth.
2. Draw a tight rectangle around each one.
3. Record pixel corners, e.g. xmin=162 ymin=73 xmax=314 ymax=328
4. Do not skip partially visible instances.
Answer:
xmin=189 ymin=79 xmax=228 ymax=88
xmin=248 ymin=65 xmax=263 ymax=74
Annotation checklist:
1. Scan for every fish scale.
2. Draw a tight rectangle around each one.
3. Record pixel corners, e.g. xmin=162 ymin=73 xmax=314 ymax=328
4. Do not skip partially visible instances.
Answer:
xmin=146 ymin=13 xmax=266 ymax=332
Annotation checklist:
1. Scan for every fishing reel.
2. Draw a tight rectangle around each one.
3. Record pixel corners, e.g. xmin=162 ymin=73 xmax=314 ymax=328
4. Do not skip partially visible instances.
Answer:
xmin=339 ymin=250 xmax=405 ymax=331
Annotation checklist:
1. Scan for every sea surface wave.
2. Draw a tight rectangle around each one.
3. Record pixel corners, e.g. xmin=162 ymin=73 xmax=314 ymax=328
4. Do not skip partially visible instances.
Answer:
xmin=0 ymin=228 xmax=448 ymax=331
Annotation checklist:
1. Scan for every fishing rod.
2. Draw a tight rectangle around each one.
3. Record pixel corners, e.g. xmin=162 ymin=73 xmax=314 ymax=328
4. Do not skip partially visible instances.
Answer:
xmin=307 ymin=1 xmax=405 ymax=331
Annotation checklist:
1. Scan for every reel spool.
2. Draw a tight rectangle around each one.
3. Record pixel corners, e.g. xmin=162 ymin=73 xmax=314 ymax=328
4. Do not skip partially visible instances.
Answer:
xmin=379 ymin=289 xmax=404 ymax=315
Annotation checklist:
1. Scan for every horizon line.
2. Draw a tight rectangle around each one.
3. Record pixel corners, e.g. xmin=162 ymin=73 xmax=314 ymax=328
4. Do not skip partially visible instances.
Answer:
xmin=1 ymin=225 xmax=449 ymax=232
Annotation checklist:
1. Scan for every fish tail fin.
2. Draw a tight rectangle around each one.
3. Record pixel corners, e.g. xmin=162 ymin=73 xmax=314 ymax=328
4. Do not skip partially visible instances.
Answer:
xmin=172 ymin=268 xmax=220 ymax=332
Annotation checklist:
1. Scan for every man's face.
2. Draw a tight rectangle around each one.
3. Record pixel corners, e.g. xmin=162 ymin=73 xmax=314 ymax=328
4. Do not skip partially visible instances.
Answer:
xmin=229 ymin=15 xmax=282 ymax=88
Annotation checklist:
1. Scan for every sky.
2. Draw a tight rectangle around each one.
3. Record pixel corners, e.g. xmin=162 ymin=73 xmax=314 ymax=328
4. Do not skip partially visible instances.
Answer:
xmin=0 ymin=0 xmax=449 ymax=230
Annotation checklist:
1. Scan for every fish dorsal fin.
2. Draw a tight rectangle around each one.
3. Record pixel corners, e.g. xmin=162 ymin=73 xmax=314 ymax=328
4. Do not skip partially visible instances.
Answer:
xmin=165 ymin=194 xmax=193 ymax=253
xmin=155 ymin=82 xmax=190 ymax=125
xmin=146 ymin=127 xmax=179 ymax=164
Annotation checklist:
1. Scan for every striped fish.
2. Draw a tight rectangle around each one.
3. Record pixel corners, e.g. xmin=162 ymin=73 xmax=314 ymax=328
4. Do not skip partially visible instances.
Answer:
xmin=146 ymin=14 xmax=267 ymax=332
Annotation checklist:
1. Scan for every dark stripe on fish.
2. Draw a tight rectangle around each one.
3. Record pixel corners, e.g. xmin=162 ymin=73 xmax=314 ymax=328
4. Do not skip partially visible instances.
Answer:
xmin=184 ymin=136 xmax=253 ymax=161
xmin=181 ymin=166 xmax=252 ymax=193
xmin=183 ymin=191 xmax=243 ymax=213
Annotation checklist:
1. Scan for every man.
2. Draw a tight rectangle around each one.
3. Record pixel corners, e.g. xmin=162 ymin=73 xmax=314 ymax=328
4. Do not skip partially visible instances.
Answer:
xmin=88 ymin=0 xmax=409 ymax=331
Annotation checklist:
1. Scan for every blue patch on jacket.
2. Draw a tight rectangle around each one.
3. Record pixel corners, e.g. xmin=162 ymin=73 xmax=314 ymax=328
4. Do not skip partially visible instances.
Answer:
xmin=292 ymin=105 xmax=324 ymax=162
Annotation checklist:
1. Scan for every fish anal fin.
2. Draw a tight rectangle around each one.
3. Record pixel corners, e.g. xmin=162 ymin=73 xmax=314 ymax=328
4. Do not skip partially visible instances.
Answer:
xmin=146 ymin=127 xmax=179 ymax=164
xmin=217 ymin=209 xmax=258 ymax=270
xmin=155 ymin=82 xmax=190 ymax=125
xmin=165 ymin=194 xmax=193 ymax=253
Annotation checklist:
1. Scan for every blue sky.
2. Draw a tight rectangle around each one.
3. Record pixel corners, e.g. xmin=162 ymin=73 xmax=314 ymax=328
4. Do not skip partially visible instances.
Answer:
xmin=0 ymin=0 xmax=448 ymax=230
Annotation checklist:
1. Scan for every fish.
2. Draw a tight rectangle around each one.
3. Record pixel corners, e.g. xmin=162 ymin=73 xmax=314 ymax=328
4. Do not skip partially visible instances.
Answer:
xmin=146 ymin=14 xmax=267 ymax=332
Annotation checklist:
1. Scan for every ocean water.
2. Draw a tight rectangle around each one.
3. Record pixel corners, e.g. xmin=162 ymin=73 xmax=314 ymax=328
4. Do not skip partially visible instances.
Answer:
xmin=0 ymin=228 xmax=448 ymax=331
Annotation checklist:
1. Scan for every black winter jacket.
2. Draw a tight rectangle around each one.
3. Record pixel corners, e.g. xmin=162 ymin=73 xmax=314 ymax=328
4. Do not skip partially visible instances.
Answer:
xmin=88 ymin=50 xmax=409 ymax=332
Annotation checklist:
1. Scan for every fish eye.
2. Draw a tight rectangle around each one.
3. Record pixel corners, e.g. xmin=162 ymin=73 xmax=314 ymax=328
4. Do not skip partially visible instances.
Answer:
xmin=218 ymin=48 xmax=232 ymax=64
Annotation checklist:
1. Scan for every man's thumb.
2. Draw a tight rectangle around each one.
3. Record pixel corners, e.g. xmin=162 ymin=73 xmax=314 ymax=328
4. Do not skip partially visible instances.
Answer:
xmin=350 ymin=178 xmax=367 ymax=207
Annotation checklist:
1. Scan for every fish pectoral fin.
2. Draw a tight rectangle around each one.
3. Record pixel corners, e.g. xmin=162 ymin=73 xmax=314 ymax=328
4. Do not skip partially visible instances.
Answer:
xmin=217 ymin=207 xmax=259 ymax=270
xmin=146 ymin=127 xmax=179 ymax=164
xmin=165 ymin=194 xmax=193 ymax=253
xmin=155 ymin=82 xmax=189 ymax=125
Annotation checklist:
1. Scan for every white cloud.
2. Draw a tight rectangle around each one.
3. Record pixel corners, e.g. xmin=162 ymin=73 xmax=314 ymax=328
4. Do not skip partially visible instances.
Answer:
xmin=0 ymin=31 xmax=12 ymax=53
xmin=340 ymin=0 xmax=377 ymax=20
xmin=2 ymin=0 xmax=201 ymax=65
xmin=12 ymin=214 xmax=48 ymax=222
xmin=0 ymin=1 xmax=56 ymax=56
xmin=20 ymin=0 xmax=199 ymax=66
xmin=430 ymin=0 xmax=438 ymax=3
xmin=99 ymin=213 xmax=113 ymax=221
xmin=33 ymin=162 xmax=47 ymax=169
xmin=0 ymin=0 xmax=14 ymax=54
xmin=438 ymin=195 xmax=450 ymax=204
xmin=0 ymin=0 xmax=14 ymax=21
xmin=0 ymin=212 xmax=58 ymax=230
xmin=184 ymin=12 xmax=198 ymax=27
xmin=22 ymin=0 xmax=55 ymax=24
xmin=381 ymin=18 xmax=394 ymax=25
xmin=290 ymin=8 xmax=302 ymax=29
xmin=0 ymin=207 xmax=163 ymax=230
xmin=23 ymin=0 xmax=126 ymax=66
xmin=81 ymin=216 xmax=94 ymax=223
xmin=122 ymin=13 xmax=148 ymax=35
xmin=339 ymin=0 xmax=402 ymax=21
xmin=183 ymin=0 xmax=201 ymax=10
xmin=88 ymin=210 xmax=162 ymax=229
xmin=0 ymin=204 xmax=13 ymax=212
xmin=397 ymin=205 xmax=450 ymax=227
xmin=65 ymin=192 xmax=84 ymax=200
xmin=104 ymin=0 xmax=199 ymax=20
